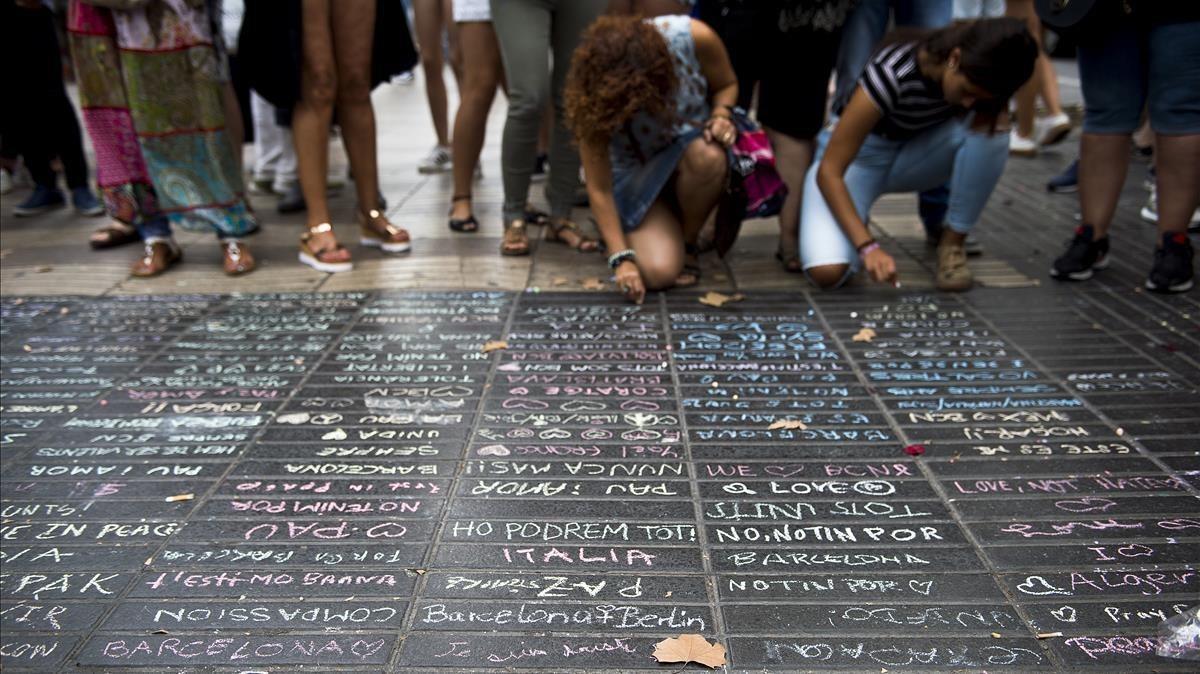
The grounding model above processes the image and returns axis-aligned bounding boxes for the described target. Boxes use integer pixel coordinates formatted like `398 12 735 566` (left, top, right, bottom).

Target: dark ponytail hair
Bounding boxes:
923 18 1037 102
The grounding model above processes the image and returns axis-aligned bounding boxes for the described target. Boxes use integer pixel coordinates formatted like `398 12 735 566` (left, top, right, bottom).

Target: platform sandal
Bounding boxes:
358 208 411 253
500 219 531 256
299 222 353 273
448 194 479 233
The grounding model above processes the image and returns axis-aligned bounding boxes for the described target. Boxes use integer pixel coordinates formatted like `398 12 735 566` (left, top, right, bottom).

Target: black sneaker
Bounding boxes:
1050 224 1109 281
1046 159 1078 193
1145 232 1194 293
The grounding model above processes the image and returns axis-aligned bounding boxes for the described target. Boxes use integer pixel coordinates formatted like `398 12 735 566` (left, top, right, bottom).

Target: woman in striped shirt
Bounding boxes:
799 18 1036 290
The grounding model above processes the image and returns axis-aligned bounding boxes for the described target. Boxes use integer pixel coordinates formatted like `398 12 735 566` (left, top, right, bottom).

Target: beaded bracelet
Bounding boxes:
608 249 637 269
857 239 880 258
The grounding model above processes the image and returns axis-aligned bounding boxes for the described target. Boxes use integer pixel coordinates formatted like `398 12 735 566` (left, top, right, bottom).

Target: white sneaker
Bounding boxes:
396 71 415 85
1009 130 1037 157
1034 112 1072 147
417 145 452 174
0 169 12 195
1142 186 1200 227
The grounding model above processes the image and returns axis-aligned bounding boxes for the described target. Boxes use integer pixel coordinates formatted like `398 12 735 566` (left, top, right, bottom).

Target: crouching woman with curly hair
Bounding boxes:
565 15 738 304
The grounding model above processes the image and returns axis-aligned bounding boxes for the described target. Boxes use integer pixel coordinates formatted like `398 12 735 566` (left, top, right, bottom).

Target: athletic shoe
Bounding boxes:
0 169 12 195
1145 232 1194 293
925 226 984 256
396 70 415 85
12 185 66 216
417 145 452 174
1046 159 1078 193
1141 185 1200 231
1009 130 1037 157
936 240 973 291
1050 224 1109 281
277 183 306 214
71 187 105 216
1034 112 1072 147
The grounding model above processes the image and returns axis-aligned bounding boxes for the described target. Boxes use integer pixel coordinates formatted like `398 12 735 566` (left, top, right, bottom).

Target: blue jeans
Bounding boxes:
798 117 1008 285
833 0 953 230
1078 20 1200 135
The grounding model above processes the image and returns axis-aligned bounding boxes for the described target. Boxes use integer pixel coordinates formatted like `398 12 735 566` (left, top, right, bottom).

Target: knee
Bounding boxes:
506 90 545 120
807 264 849 289
304 69 338 108
337 72 372 105
639 257 684 290
680 141 728 184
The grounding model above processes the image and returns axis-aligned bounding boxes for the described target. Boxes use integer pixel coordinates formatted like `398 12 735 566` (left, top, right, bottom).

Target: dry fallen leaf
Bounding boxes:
482 340 508 354
164 493 194 503
652 634 726 669
1036 632 1063 639
698 291 745 308
36 266 53 273
551 276 569 287
768 419 808 431
581 277 605 290
852 327 877 342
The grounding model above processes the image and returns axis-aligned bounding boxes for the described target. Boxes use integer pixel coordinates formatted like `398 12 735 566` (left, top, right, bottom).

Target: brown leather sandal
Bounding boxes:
299 222 353 273
545 218 600 252
130 240 181 278
358 208 411 253
222 239 256 276
500 219 531 256
90 221 140 250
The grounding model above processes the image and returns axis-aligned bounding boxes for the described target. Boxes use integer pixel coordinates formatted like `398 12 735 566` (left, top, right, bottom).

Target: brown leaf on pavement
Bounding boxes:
768 419 808 431
551 276 569 287
852 327 877 342
482 340 508 353
652 634 726 668
698 291 744 307
581 277 606 290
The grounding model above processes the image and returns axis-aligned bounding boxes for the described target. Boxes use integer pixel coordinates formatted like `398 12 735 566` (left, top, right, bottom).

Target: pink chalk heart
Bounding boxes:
763 465 806 478
477 444 511 457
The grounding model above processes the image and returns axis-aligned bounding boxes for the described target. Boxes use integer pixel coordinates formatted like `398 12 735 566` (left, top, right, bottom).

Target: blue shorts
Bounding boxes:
1078 20 1200 135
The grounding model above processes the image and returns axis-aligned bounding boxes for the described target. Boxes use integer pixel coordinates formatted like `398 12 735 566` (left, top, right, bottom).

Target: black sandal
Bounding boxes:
677 243 702 288
523 205 551 226
448 194 478 233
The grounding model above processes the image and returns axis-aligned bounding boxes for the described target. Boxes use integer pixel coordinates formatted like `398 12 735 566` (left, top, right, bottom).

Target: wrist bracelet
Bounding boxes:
857 241 880 258
608 249 636 269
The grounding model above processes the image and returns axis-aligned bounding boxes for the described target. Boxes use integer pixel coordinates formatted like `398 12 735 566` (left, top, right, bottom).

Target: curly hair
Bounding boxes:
564 15 679 145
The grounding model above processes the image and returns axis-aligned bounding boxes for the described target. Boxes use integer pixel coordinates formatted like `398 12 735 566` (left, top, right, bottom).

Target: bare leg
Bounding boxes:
331 0 381 214
1078 132 1131 238
767 128 814 271
294 0 338 238
1154 133 1200 236
415 0 451 146
627 200 686 289
450 21 502 222
1035 49 1063 117
1006 0 1042 139
443 0 464 85
673 137 728 241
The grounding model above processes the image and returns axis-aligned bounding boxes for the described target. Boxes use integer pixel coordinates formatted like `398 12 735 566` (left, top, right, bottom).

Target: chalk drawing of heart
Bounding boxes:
477 445 510 457
581 428 613 440
763 465 806 478
1016 575 1070 596
624 412 659 427
908 580 934 596
540 428 571 440
502 398 549 410
350 639 387 658
275 412 310 425
321 428 347 441
508 428 535 438
561 400 606 412
621 399 661 411
1049 606 1077 623
497 363 522 371
622 429 660 441
509 387 530 395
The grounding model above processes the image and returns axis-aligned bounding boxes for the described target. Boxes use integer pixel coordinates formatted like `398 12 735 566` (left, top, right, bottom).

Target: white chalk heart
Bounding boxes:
1049 606 1077 623
621 399 661 411
477 444 510 457
276 412 310 425
350 638 386 658
561 400 606 412
908 579 934 596
1016 575 1070 596
321 428 348 440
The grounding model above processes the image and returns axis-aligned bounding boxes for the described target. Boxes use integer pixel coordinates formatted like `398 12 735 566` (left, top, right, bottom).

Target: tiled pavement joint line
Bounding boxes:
51 291 375 673
50 295 230 672
658 291 728 652
807 293 1070 672
963 298 1200 499
382 290 521 672
1076 288 1200 371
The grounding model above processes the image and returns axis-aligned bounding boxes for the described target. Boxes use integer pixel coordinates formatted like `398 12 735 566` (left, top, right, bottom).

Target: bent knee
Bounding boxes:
640 259 684 290
806 264 850 289
681 141 728 182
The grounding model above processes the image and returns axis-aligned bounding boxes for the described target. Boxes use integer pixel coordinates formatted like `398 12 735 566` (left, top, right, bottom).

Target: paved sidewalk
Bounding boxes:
1 71 1198 673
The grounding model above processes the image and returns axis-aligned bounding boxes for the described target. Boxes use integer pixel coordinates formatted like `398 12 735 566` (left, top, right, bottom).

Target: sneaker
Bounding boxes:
1046 159 1079 193
936 240 973 291
71 187 105 216
12 185 66 216
0 169 12 195
417 145 452 174
531 153 548 182
396 70 415 85
1034 112 1072 147
925 226 983 256
1146 232 1194 293
1050 224 1110 281
277 182 306 214
1141 186 1157 223
1009 129 1037 157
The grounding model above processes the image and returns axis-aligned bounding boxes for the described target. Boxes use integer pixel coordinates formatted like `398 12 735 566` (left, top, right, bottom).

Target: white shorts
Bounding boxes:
452 0 491 23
